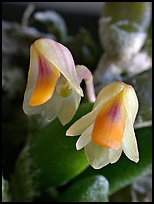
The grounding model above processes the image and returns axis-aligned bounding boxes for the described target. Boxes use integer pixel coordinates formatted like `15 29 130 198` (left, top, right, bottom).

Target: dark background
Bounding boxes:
2 2 103 42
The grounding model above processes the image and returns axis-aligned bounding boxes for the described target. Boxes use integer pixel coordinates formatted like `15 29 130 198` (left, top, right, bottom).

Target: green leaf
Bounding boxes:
10 146 37 202
30 103 93 188
72 126 152 195
59 175 109 202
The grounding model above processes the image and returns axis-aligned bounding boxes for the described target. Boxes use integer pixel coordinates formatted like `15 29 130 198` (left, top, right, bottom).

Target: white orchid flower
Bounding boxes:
66 81 139 169
23 38 95 125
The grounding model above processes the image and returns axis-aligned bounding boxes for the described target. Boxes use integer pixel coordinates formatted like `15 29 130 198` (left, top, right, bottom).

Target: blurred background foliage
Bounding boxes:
2 2 152 202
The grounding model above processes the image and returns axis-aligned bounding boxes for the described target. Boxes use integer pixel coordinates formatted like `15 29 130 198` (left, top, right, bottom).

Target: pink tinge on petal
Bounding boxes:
35 39 83 96
106 103 120 120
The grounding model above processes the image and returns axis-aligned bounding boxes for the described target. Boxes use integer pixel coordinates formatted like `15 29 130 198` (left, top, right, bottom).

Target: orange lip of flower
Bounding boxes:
29 48 60 106
92 90 126 149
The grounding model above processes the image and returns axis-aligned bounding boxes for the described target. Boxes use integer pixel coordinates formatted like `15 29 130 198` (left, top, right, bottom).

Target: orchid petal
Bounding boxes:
66 82 126 136
29 47 60 106
92 90 126 149
58 89 81 125
93 81 125 110
66 109 97 136
44 89 63 121
122 113 139 163
85 142 109 169
34 38 83 97
23 45 44 115
76 124 94 150
124 85 139 123
109 147 122 163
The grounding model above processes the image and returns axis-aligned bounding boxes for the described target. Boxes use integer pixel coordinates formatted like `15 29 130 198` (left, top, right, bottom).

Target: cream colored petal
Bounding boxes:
93 81 125 110
85 142 110 169
58 89 81 125
23 45 44 115
109 147 122 164
35 38 83 97
76 124 94 150
66 109 97 136
44 89 63 121
122 113 139 163
124 85 139 123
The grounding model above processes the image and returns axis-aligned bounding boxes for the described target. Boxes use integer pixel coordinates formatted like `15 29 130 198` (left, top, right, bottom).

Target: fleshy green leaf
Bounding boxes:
29 103 93 188
10 145 37 202
59 175 109 202
72 126 152 195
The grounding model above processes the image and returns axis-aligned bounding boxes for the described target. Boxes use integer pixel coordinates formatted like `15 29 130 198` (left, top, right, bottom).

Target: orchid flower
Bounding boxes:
66 81 139 169
23 38 95 125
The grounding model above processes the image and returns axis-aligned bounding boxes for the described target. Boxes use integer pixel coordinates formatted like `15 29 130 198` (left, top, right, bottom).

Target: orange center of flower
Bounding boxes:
92 90 126 149
29 50 60 106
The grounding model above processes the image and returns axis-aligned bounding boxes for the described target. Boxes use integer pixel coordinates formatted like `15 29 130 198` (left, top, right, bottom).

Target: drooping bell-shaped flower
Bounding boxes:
66 81 139 169
23 38 95 125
